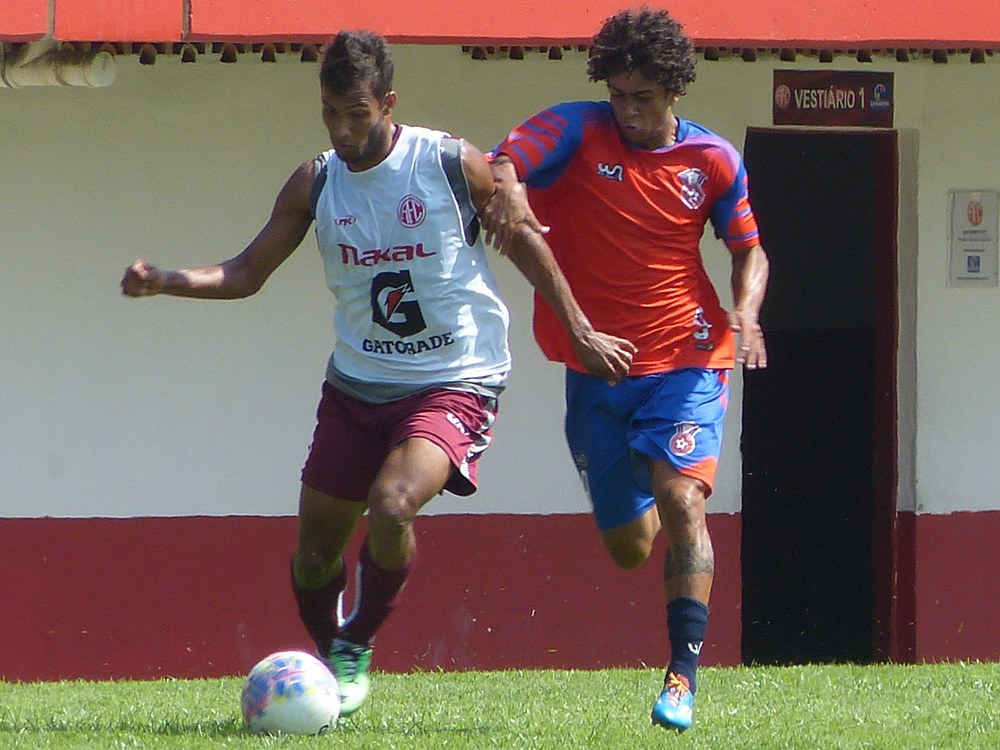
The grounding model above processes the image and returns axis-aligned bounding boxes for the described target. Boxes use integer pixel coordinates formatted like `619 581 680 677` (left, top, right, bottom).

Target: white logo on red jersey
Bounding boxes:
678 168 708 210
597 163 624 182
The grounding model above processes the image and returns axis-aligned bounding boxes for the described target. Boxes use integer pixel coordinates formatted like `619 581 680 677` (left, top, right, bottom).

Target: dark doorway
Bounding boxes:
740 129 898 665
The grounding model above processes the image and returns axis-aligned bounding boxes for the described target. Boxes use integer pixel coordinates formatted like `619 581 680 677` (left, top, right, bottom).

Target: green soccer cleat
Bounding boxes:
326 637 373 717
650 672 694 731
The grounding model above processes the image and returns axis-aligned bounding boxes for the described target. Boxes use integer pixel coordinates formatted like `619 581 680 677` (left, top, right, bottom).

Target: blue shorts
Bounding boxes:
564 368 729 532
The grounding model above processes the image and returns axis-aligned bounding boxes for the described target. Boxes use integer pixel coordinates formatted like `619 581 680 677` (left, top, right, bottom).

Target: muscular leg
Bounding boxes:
651 459 712 696
296 484 368 583
365 436 454 570
597 462 714 580
338 436 453 646
599 506 661 570
292 485 367 654
651 461 714 603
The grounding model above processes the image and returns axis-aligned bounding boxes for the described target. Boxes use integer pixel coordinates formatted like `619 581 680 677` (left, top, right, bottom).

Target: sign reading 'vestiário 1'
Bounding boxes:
773 70 894 127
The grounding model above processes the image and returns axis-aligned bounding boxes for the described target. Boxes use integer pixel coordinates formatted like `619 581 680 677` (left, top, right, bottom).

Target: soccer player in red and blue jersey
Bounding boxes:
484 7 769 731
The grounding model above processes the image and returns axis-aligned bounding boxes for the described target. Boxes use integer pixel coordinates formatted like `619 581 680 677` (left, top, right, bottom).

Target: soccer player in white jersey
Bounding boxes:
121 30 634 716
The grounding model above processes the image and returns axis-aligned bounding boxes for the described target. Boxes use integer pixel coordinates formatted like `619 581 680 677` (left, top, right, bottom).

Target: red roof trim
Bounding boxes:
3 0 47 42
5 1 1000 47
53 0 183 44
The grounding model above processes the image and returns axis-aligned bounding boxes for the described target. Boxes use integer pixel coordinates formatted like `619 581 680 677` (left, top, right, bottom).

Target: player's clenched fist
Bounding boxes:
120 259 164 297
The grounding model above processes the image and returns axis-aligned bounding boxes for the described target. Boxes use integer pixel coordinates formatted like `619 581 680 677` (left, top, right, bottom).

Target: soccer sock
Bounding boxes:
339 538 411 647
666 596 710 694
290 553 346 657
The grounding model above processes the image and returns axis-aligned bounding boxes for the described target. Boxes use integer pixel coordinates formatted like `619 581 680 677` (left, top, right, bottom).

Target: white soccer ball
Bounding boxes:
240 650 341 735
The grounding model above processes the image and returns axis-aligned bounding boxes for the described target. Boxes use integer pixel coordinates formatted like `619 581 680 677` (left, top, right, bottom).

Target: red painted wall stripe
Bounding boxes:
892 511 917 662
6 510 997 681
1 514 741 681
913 511 1000 662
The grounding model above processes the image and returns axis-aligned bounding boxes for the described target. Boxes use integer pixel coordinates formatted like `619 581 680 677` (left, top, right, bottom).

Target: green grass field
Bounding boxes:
2 662 998 749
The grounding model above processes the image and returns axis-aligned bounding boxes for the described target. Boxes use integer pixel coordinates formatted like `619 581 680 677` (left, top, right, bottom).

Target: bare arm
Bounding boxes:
503 226 637 383
120 161 316 299
462 141 636 384
480 154 549 254
728 244 769 369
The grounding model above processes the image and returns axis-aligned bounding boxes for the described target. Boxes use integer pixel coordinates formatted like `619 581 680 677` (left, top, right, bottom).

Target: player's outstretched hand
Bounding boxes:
728 309 767 369
121 259 165 297
573 331 637 386
481 181 549 256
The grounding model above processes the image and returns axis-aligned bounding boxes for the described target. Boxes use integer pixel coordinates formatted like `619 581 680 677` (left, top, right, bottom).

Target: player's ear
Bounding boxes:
382 90 398 114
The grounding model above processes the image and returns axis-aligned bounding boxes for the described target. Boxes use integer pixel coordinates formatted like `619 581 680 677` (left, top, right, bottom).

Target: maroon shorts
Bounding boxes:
301 381 499 502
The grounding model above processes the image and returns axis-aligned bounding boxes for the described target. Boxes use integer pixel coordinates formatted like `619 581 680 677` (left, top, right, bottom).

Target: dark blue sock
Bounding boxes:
666 596 709 693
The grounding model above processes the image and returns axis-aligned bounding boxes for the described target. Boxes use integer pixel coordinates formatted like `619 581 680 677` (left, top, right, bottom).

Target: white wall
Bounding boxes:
2 46 998 518
901 62 1000 513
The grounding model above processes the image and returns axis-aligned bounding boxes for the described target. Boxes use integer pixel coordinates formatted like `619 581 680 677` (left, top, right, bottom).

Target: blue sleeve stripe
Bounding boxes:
729 230 759 244
503 140 536 172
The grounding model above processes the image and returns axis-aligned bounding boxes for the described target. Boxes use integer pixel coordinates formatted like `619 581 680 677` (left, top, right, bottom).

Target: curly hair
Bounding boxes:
319 30 394 98
587 7 696 95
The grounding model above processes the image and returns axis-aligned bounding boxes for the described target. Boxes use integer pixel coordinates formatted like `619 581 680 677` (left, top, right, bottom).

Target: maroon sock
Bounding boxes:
339 539 411 646
290 556 347 657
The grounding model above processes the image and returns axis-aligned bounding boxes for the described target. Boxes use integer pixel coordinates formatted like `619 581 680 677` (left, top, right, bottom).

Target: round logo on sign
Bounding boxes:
968 201 984 226
774 84 792 109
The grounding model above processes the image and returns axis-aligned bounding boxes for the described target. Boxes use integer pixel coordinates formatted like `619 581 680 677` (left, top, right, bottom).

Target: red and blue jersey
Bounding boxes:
494 101 760 375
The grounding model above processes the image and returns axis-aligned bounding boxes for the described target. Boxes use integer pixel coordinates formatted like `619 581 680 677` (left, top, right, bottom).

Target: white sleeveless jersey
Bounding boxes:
312 125 511 387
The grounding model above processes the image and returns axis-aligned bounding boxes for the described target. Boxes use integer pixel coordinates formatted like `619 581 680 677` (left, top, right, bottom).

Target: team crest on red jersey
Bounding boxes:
669 422 702 456
678 168 708 210
397 194 426 227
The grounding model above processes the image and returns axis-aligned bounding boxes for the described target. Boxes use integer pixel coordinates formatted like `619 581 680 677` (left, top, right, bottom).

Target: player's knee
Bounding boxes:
656 480 707 527
366 490 417 540
603 537 653 570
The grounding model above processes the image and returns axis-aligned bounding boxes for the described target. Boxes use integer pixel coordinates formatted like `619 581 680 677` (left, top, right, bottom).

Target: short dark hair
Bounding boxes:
587 7 696 96
319 30 394 98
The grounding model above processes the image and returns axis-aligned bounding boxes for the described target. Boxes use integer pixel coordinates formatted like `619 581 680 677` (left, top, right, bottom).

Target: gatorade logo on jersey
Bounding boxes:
397 194 427 227
371 270 427 337
669 422 702 456
678 168 708 210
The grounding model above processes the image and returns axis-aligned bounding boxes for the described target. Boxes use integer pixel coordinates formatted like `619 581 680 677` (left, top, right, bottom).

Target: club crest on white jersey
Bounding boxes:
397 194 426 227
